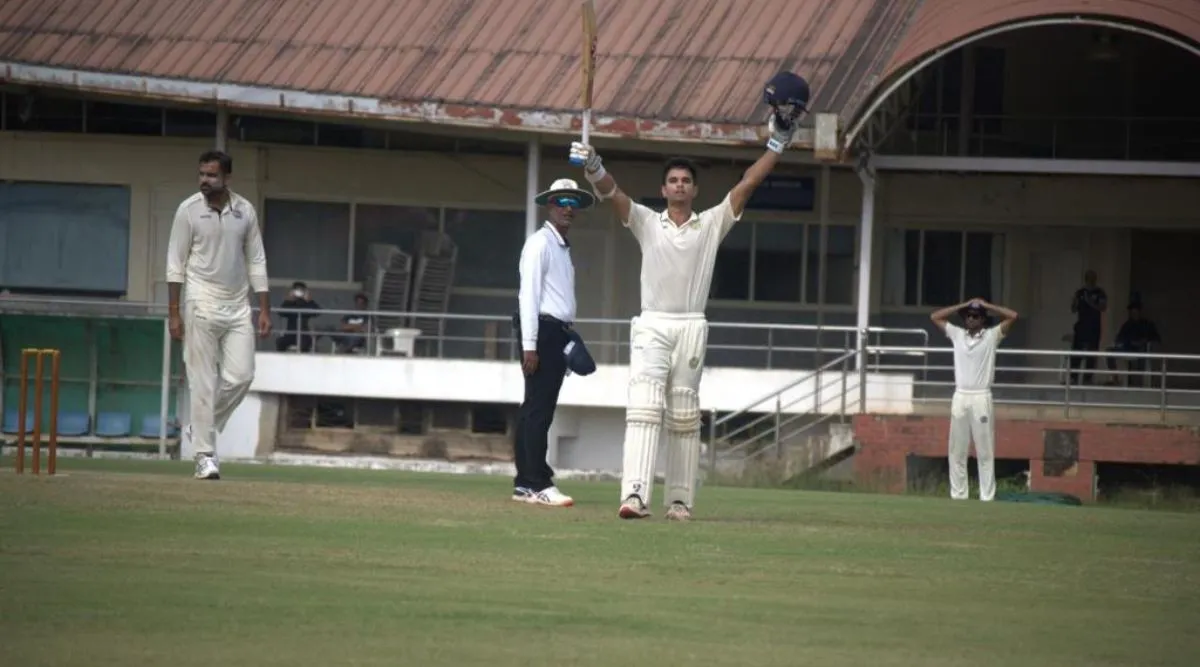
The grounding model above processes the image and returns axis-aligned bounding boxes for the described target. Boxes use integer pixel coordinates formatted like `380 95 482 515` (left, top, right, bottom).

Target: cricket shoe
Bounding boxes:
528 486 574 507
512 486 534 502
194 454 220 480
665 502 691 522
618 495 651 519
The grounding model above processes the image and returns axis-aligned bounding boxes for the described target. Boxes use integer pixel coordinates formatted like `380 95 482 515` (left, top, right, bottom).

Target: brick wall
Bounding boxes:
851 414 1200 501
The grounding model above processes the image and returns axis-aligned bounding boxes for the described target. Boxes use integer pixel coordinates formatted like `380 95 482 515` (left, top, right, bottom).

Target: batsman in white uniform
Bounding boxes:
167 150 273 480
569 74 808 521
931 299 1018 501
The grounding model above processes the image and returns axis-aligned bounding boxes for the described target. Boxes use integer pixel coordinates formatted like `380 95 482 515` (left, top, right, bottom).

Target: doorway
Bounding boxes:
1027 248 1084 384
1130 231 1200 388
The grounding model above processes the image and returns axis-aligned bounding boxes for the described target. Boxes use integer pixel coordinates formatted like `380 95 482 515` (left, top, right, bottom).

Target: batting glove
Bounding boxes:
766 114 796 154
570 141 607 183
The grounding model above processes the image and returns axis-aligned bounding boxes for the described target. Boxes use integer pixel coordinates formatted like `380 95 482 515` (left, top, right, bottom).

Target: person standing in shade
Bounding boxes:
1069 270 1107 385
511 178 595 507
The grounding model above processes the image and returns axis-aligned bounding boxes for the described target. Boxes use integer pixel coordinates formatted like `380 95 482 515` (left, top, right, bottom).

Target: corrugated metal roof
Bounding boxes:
0 0 920 146
883 0 1200 81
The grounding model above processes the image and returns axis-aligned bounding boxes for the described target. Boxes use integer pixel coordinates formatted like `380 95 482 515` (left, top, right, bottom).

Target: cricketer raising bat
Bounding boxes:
570 0 598 166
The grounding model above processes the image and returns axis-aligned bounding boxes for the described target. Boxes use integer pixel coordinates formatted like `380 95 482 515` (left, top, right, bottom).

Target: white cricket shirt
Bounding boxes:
518 222 576 351
944 323 1003 392
166 191 269 306
623 194 741 313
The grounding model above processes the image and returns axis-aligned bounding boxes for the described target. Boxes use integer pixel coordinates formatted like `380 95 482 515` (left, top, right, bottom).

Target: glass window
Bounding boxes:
753 222 804 302
444 209 525 289
710 222 752 300
262 199 351 281
807 225 856 305
352 205 439 283
0 182 131 294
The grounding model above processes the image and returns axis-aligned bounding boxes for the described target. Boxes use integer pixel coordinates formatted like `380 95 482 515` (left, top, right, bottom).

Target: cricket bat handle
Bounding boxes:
570 109 592 165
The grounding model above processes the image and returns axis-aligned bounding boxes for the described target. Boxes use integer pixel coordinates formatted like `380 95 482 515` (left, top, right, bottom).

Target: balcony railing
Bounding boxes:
882 114 1200 162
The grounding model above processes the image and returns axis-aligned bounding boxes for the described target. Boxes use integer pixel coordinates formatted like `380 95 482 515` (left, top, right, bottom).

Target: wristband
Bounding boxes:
584 163 607 184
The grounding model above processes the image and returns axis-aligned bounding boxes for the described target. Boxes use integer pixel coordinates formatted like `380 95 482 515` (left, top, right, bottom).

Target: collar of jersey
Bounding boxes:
658 208 699 228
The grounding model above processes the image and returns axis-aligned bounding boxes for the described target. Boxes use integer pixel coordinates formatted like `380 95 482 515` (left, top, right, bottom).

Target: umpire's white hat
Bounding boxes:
534 178 595 209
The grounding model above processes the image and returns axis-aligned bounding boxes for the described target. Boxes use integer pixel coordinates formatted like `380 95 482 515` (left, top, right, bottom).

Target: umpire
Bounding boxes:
511 178 595 508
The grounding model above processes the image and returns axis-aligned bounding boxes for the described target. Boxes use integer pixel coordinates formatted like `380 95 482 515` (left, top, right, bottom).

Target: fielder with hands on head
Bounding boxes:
568 72 809 521
166 150 272 481
511 178 595 507
930 298 1019 502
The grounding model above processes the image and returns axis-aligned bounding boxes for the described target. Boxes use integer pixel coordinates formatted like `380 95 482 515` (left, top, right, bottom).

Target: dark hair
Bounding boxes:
661 157 698 185
291 281 307 290
199 150 233 175
354 292 368 302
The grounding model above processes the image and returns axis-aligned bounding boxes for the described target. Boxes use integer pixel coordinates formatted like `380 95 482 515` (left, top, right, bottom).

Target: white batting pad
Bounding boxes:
620 377 665 505
664 386 701 508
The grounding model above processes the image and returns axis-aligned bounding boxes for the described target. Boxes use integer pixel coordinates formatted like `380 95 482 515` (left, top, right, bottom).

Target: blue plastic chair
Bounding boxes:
95 412 133 438
57 411 91 437
3 409 34 434
140 414 179 438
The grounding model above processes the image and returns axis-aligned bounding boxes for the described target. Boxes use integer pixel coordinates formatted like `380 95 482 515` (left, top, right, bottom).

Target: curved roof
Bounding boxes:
842 0 1200 145
885 0 1200 80
0 0 920 147
4 0 1195 151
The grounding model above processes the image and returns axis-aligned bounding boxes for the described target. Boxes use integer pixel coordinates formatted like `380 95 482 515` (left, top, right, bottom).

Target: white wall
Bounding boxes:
198 352 914 463
248 353 913 414
179 392 265 461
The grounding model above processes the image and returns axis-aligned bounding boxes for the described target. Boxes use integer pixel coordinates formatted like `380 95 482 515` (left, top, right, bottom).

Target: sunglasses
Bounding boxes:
553 196 582 209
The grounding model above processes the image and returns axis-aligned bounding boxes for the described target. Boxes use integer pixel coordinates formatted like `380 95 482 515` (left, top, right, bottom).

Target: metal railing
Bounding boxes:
706 349 857 473
701 339 1200 474
7 296 1200 424
257 306 931 372
867 345 1200 417
884 113 1200 161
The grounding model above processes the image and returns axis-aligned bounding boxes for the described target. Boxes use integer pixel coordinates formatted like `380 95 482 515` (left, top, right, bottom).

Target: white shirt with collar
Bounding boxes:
166 190 269 306
944 323 1003 392
518 222 576 352
622 194 741 314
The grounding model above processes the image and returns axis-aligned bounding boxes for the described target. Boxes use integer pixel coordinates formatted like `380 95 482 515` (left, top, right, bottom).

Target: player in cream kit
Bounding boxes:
930 299 1019 502
568 73 810 520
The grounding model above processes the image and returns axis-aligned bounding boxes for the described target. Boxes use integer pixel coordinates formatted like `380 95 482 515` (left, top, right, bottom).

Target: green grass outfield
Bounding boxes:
2 457 1198 667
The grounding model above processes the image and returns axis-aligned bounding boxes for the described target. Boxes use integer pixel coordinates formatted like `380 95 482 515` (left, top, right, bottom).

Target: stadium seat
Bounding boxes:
57 411 91 437
95 412 133 438
140 414 179 438
3 409 34 434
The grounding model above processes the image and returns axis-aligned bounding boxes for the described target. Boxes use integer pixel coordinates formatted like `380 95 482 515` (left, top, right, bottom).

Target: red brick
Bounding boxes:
851 414 1200 502
1029 459 1095 499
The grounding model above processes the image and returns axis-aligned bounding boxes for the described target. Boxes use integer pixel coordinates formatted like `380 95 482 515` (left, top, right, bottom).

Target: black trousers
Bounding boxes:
276 332 315 352
1069 330 1100 385
1106 343 1150 386
513 316 568 492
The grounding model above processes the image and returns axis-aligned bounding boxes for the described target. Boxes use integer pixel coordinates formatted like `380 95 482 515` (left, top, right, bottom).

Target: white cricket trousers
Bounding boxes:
183 300 256 458
948 389 996 502
621 311 708 509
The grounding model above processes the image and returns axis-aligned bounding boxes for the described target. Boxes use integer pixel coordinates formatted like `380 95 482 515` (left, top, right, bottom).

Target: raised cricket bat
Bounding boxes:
570 0 598 165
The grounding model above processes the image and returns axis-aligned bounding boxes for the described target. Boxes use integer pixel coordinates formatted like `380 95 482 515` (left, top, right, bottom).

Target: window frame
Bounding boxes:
880 223 1010 313
707 214 860 312
259 191 523 297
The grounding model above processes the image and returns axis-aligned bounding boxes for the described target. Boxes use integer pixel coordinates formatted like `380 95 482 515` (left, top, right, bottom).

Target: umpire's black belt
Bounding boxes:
538 314 573 329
